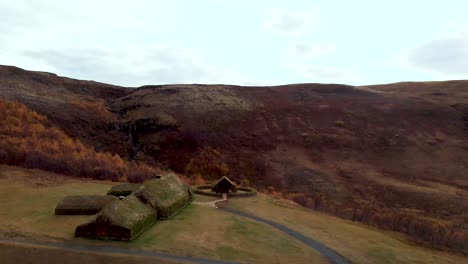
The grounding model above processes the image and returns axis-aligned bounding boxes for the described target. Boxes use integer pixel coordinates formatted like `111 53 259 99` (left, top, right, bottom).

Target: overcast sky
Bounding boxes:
1 0 468 86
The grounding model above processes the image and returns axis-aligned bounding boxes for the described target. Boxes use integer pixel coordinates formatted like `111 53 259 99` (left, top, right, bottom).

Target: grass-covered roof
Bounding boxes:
75 195 157 240
107 183 141 197
55 195 118 215
134 173 193 219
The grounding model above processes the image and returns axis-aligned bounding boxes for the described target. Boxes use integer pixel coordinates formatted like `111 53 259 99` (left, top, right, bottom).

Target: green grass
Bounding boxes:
367 247 397 264
0 166 327 264
193 194 218 202
1 165 466 264
226 194 468 264
122 204 324 263
0 167 112 239
0 242 179 264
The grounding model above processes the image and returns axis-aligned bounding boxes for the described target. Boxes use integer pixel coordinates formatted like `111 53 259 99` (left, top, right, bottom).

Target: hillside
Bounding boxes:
0 65 467 253
0 100 159 182
362 81 468 129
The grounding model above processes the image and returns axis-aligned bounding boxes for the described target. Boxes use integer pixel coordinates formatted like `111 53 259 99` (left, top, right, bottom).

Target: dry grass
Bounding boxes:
226 194 468 264
2 165 467 263
362 80 468 105
0 166 113 240
0 242 178 264
114 85 254 123
0 166 327 263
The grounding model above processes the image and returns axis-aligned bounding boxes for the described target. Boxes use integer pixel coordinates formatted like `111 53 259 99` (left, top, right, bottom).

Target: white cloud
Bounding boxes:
287 42 336 60
21 47 264 86
265 7 318 36
0 0 273 86
405 31 468 77
288 64 359 84
0 0 171 50
281 40 354 84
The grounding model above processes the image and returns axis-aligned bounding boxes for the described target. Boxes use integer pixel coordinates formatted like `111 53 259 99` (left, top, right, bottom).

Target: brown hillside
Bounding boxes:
0 100 159 182
1 65 467 252
0 65 131 154
363 81 468 129
362 80 468 105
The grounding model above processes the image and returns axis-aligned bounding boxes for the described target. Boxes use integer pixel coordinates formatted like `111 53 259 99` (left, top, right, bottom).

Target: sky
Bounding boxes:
1 0 467 87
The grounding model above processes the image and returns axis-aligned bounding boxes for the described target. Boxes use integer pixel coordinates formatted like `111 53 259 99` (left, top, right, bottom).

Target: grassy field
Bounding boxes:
0 241 179 264
0 165 466 264
226 195 467 264
0 166 327 264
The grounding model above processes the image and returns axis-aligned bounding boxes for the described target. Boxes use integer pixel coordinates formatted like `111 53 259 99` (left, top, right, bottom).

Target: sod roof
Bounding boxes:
133 173 193 219
75 195 157 240
55 195 118 215
212 176 236 188
107 183 141 197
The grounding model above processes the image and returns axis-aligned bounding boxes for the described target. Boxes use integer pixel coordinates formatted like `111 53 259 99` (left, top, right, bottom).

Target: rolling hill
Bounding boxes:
0 65 467 253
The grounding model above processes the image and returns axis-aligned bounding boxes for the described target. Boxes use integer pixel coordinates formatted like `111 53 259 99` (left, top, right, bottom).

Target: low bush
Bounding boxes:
334 120 345 127
184 146 230 180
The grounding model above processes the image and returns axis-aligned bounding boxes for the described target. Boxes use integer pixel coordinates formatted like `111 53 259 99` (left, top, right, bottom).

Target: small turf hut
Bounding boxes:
212 176 237 194
55 195 118 215
133 173 193 220
107 183 141 197
75 195 157 240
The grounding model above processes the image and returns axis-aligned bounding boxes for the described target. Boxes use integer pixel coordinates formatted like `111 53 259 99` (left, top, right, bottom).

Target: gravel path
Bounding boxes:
193 195 227 208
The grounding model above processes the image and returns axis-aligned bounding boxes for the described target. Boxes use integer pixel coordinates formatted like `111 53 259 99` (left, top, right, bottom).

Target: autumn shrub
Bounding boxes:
288 193 308 207
126 162 161 183
280 189 468 254
0 100 158 182
71 100 115 121
184 146 229 180
334 120 345 127
191 174 206 185
347 205 468 253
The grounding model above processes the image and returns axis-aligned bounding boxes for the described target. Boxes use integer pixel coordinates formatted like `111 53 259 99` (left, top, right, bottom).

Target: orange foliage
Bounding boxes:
0 100 158 182
184 146 229 180
287 193 308 207
193 174 206 185
71 100 115 121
